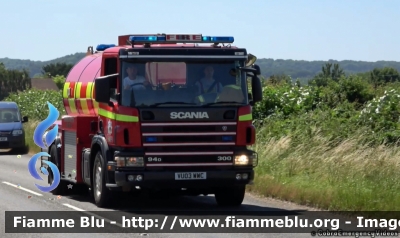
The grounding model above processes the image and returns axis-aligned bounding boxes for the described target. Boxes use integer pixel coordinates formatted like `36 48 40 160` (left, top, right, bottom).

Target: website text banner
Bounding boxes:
5 211 400 234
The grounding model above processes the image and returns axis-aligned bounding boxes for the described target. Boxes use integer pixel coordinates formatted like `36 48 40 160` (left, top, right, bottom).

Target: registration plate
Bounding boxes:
0 137 7 141
175 172 206 180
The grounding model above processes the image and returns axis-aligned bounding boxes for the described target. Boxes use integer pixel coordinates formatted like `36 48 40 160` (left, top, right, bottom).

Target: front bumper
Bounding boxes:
106 165 254 190
0 135 25 149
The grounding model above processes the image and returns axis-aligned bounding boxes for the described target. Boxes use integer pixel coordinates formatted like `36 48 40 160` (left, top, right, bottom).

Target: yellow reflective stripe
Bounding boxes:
86 82 93 98
116 114 139 122
98 108 139 122
226 85 241 90
93 100 99 113
98 108 115 119
68 98 77 113
91 83 99 113
63 82 70 98
79 99 89 113
75 82 81 98
239 113 252 121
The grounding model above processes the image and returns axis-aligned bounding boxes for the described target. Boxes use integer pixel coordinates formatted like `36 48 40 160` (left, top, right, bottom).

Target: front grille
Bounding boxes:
141 125 237 133
156 135 217 143
145 146 235 152
141 122 237 167
163 126 215 132
0 131 11 135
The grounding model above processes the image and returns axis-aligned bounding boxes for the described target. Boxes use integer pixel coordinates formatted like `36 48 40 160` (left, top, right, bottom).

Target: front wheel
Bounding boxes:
92 151 112 207
215 186 246 207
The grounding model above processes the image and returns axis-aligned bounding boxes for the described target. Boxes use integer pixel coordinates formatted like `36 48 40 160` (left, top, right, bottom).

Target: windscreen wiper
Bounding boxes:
201 101 245 107
148 102 197 107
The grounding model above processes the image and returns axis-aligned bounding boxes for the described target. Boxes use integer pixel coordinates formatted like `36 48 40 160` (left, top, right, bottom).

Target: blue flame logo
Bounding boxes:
28 102 60 192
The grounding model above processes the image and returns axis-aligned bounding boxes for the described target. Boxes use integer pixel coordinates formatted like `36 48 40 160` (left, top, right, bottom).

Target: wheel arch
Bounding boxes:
90 135 111 186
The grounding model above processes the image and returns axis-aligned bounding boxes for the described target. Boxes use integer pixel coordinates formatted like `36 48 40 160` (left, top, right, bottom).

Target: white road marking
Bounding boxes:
62 203 85 211
62 203 123 227
2 181 43 196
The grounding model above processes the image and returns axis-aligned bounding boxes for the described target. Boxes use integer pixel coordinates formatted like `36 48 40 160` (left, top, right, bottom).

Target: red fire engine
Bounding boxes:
42 34 263 208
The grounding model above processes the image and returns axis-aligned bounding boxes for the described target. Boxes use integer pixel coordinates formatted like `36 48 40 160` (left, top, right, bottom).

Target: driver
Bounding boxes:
123 65 150 90
195 66 223 95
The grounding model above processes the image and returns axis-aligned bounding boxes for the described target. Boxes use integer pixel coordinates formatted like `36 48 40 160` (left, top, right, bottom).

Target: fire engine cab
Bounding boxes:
42 33 263 208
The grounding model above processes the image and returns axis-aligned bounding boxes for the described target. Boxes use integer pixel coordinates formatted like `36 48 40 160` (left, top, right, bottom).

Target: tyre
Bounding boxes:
215 186 246 207
92 151 112 207
48 145 66 195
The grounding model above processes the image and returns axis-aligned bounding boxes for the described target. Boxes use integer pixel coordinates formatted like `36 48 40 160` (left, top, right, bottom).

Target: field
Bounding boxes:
5 73 400 211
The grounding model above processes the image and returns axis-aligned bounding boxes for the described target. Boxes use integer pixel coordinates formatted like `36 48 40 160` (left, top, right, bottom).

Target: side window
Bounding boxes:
104 58 118 100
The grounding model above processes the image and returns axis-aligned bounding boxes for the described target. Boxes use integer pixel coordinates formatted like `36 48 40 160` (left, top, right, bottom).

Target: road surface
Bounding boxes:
0 150 315 238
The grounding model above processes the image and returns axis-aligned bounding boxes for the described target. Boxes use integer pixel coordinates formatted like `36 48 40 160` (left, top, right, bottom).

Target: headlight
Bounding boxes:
234 153 258 167
126 157 144 167
12 130 23 136
115 157 144 167
234 155 250 165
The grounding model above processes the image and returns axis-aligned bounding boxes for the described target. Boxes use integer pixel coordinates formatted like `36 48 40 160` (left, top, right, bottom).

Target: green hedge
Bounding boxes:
253 76 400 146
4 89 66 121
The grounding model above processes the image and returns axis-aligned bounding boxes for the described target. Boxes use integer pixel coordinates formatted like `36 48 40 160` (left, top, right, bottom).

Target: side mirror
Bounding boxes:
22 116 28 123
251 76 263 103
238 64 261 76
246 54 257 67
253 64 261 76
239 66 257 74
94 73 119 104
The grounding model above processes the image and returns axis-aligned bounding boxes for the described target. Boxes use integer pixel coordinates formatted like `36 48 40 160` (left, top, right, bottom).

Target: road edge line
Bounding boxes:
2 181 43 196
61 203 123 227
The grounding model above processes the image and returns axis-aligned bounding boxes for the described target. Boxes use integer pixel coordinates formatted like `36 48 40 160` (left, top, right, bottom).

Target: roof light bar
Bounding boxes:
96 44 116 51
128 34 234 44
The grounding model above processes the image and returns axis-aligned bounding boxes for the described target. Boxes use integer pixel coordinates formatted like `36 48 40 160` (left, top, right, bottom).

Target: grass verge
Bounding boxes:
21 119 400 211
247 126 400 211
24 120 41 154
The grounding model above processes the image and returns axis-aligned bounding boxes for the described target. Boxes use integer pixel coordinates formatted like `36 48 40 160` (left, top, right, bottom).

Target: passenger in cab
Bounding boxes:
195 66 223 95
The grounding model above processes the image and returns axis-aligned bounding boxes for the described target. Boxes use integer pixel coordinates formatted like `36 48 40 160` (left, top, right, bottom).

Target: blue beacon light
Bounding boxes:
129 36 166 42
96 44 116 51
202 36 234 43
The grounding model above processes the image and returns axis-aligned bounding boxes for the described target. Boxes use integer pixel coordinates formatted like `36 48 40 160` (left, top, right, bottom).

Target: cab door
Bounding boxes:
98 57 119 145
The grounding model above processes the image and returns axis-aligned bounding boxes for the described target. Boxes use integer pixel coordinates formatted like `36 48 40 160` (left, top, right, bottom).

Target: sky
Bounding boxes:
0 0 399 62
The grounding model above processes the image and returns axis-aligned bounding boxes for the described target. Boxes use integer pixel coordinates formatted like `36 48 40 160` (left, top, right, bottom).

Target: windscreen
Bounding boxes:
0 108 21 123
120 60 248 107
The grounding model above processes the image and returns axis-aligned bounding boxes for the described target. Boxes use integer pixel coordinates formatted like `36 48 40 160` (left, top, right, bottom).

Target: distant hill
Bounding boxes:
0 53 86 77
1 53 400 80
257 59 400 81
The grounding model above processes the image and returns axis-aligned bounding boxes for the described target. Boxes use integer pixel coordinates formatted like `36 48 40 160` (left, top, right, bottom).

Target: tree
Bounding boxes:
42 63 73 77
370 67 400 85
52 75 66 90
309 63 345 87
321 63 345 81
0 67 31 100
